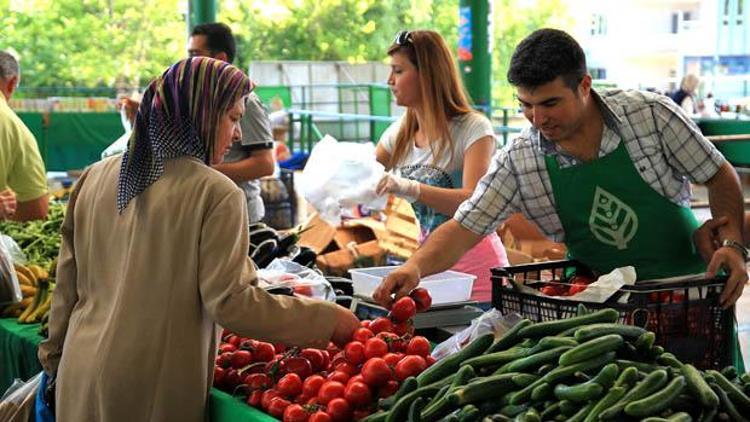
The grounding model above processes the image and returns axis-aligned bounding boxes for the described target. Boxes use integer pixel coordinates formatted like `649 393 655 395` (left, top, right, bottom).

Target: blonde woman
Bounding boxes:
671 74 700 114
375 30 508 304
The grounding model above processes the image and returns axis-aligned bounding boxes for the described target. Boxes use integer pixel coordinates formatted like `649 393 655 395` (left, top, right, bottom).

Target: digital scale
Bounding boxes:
349 296 485 329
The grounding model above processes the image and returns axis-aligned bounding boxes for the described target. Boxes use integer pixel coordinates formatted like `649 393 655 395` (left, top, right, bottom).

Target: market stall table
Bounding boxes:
0 317 278 421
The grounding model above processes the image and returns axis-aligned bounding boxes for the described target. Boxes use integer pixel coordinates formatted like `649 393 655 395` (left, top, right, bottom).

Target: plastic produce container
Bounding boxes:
349 266 475 305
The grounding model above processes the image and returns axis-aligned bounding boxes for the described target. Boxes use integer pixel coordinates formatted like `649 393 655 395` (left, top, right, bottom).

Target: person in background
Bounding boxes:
671 73 700 115
374 28 746 312
38 57 359 422
0 51 49 221
122 23 275 223
375 30 508 304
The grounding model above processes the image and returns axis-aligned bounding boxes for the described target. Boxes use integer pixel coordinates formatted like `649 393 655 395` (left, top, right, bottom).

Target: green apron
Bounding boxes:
545 141 743 370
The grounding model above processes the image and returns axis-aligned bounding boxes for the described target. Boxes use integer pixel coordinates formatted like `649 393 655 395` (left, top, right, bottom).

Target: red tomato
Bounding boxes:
409 287 432 312
281 357 313 379
330 351 347 368
394 355 427 381
390 296 417 322
230 350 253 369
361 358 392 387
326 398 352 422
245 373 272 390
540 285 564 296
261 389 280 410
213 367 225 387
382 353 401 367
377 380 399 398
333 362 358 377
309 411 332 422
215 352 232 369
344 341 366 365
247 389 264 407
223 369 242 390
218 343 237 354
406 336 431 357
274 342 287 354
425 355 437 367
369 317 393 334
226 335 241 347
317 381 346 405
359 320 371 328
300 348 327 372
567 279 588 296
239 338 259 351
277 373 304 397
254 342 276 362
283 403 310 422
327 370 350 384
353 328 374 344
302 374 326 397
346 374 365 387
364 337 389 359
344 381 372 407
293 284 314 297
392 320 415 337
268 397 292 418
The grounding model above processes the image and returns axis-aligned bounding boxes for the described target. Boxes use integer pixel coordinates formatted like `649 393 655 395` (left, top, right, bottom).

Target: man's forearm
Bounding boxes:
408 219 483 277
213 150 275 183
13 195 49 221
707 161 744 243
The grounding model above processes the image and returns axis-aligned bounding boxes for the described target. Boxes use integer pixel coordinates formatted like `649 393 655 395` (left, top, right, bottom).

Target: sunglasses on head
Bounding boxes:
393 30 413 46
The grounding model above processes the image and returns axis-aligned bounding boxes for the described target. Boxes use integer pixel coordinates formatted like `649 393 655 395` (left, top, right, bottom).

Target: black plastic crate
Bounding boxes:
491 259 732 369
260 169 296 230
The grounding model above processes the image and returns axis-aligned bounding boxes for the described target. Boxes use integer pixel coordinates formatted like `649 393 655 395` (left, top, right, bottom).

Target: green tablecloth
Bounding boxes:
0 317 277 421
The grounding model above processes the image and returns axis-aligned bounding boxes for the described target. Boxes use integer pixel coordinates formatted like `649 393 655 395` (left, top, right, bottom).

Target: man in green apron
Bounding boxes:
373 28 747 368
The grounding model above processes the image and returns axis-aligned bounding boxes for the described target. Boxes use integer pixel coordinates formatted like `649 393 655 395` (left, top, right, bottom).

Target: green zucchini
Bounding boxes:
486 319 533 354
573 323 647 342
416 334 494 386
597 368 669 420
681 364 719 409
558 334 624 366
517 309 619 338
624 375 686 417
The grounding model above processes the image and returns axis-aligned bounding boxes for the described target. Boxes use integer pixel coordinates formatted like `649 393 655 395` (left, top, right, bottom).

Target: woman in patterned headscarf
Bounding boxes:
38 57 358 422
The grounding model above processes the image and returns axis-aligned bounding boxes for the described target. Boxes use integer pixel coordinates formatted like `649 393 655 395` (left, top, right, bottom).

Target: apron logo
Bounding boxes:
589 186 638 250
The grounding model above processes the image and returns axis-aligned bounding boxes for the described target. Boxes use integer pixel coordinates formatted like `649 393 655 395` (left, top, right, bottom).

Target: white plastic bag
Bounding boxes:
0 234 22 306
257 258 336 302
0 372 40 422
431 309 523 360
101 104 133 159
299 135 387 226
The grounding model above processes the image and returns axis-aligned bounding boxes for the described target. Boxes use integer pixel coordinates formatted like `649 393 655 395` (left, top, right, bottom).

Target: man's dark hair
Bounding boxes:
191 23 236 64
507 28 587 91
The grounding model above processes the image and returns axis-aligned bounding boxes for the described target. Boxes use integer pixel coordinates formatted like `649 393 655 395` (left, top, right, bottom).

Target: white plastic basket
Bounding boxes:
348 266 476 305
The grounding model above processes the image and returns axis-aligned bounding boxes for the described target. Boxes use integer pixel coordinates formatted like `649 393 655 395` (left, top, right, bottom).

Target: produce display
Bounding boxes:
345 306 746 422
249 222 316 269
213 289 435 422
0 202 65 272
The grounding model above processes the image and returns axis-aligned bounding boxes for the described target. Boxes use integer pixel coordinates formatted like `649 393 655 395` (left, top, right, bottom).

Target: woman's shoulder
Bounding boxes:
451 111 493 133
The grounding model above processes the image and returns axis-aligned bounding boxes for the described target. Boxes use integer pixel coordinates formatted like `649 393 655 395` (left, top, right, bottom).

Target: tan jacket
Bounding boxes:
38 156 338 422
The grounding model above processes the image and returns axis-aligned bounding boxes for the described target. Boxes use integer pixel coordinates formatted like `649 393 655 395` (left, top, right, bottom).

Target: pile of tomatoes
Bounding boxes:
539 275 595 297
213 288 434 422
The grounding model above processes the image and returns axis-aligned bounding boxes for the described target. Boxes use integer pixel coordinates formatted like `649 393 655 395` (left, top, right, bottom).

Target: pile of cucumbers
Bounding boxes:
362 306 750 422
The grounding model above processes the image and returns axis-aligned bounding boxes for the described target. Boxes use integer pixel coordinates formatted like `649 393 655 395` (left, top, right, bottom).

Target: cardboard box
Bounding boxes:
498 213 566 263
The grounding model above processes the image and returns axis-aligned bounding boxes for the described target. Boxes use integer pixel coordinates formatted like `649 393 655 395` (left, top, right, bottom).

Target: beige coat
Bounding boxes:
38 156 339 422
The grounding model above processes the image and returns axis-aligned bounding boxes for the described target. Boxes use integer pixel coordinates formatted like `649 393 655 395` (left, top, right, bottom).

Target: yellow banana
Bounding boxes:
29 294 53 323
15 271 32 287
27 264 48 282
18 281 48 323
14 264 37 287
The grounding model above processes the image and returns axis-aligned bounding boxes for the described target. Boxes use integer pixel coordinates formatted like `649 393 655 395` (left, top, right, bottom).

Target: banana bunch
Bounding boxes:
0 263 54 322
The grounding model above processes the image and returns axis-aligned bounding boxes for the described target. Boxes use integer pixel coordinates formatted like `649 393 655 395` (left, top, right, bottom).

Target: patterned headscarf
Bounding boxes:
117 57 253 212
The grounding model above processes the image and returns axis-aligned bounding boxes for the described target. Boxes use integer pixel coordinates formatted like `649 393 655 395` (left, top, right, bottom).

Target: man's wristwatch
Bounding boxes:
721 239 749 261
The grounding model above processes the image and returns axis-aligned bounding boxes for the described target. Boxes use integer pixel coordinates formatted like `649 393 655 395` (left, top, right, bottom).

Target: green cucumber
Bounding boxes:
496 346 573 375
416 334 494 386
598 368 669 420
407 397 426 422
420 366 475 422
511 373 540 388
656 352 683 369
517 309 620 338
720 366 738 381
635 331 656 355
710 382 749 422
558 334 624 366
510 351 616 405
448 373 519 406
530 382 552 402
385 384 443 422
558 400 577 416
461 347 530 370
615 359 664 374
706 369 750 412
486 319 533 354
540 402 560 419
582 386 627 422
527 337 578 355
553 381 603 403
565 402 594 422
613 366 638 388
573 323 647 342
499 404 528 418
697 406 717 422
682 364 719 408
624 375 686 417
513 407 540 422
457 404 480 422
380 376 419 409
536 363 555 376
589 363 619 389
576 303 589 316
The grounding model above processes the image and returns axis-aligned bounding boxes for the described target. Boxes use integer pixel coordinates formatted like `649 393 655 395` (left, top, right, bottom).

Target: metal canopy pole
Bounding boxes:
188 0 217 32
458 0 493 116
